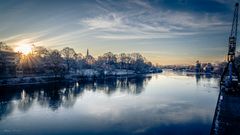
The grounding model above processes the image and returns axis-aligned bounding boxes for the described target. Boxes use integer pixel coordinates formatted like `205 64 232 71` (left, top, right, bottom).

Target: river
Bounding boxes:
0 70 219 135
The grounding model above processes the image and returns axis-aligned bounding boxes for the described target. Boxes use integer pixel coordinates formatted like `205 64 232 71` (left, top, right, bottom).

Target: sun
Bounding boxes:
15 44 33 55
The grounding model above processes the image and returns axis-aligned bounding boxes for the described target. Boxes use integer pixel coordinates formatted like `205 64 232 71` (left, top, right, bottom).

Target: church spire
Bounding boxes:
86 49 89 57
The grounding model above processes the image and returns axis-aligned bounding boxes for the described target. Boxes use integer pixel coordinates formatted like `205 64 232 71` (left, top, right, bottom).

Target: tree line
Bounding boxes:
0 42 161 77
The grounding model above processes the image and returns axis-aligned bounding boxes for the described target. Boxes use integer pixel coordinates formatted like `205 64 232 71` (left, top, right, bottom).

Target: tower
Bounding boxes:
86 49 89 57
195 60 201 73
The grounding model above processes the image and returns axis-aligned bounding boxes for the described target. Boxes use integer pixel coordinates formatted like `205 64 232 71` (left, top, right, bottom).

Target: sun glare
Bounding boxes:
15 44 33 55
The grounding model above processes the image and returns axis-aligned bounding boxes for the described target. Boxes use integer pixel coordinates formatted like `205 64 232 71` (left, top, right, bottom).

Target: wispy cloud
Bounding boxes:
0 31 48 47
96 31 197 40
82 13 123 30
80 0 229 40
213 0 238 4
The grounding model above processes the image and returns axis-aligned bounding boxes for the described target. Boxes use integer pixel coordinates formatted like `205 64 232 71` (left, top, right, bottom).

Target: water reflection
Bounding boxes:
0 72 219 135
0 75 151 120
193 74 218 84
163 70 219 88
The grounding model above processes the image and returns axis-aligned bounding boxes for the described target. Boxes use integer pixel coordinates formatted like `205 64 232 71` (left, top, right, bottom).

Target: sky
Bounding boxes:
0 0 239 65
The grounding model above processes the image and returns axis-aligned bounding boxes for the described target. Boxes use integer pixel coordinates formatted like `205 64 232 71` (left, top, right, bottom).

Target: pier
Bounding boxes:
210 89 240 135
211 3 240 134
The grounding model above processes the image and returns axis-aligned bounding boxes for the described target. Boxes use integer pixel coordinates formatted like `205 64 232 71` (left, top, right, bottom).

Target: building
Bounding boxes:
0 50 20 77
204 63 214 74
85 49 95 65
195 60 201 73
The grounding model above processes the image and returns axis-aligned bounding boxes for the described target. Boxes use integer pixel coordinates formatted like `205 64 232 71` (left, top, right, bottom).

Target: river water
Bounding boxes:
0 71 219 135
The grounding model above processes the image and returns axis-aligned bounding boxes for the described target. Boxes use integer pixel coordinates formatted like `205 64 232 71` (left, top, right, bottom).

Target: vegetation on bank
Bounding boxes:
0 42 162 80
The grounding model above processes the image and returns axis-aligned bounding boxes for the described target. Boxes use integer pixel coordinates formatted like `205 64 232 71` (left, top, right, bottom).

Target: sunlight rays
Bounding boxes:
15 44 33 55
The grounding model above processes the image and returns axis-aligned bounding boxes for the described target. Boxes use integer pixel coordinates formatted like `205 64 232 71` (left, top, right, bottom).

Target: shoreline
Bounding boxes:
0 72 160 87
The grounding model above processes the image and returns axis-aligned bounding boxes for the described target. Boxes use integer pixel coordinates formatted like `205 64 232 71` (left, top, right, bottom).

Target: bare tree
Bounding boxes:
33 46 49 58
0 42 13 51
46 50 65 77
118 53 127 69
73 53 83 72
61 47 76 73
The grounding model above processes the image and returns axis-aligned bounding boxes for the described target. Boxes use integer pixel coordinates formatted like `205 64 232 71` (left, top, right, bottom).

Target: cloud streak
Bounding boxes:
80 0 229 40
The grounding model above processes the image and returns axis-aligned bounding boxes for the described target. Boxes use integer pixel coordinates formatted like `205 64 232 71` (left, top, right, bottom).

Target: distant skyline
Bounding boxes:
0 0 239 65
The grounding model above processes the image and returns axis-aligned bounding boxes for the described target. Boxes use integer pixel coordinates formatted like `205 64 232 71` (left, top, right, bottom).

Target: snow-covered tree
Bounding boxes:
46 50 65 77
61 47 76 73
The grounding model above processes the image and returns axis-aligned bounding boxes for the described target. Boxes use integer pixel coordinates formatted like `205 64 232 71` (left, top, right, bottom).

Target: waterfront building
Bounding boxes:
204 63 214 74
0 50 20 77
195 60 201 73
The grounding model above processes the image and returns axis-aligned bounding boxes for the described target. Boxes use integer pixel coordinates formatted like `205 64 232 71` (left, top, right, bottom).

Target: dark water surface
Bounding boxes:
0 71 219 135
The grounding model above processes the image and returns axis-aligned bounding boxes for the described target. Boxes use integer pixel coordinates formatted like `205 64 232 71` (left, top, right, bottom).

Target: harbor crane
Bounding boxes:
220 3 240 91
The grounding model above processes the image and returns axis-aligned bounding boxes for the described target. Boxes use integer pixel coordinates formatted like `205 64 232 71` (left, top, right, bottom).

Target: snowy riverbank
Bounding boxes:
0 69 162 86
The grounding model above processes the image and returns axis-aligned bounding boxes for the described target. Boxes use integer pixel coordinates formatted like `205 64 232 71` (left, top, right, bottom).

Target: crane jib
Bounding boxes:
220 3 240 91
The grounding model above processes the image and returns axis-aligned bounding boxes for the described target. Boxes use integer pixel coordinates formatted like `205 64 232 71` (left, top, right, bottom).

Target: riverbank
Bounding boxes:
211 88 240 135
0 76 63 86
0 69 162 86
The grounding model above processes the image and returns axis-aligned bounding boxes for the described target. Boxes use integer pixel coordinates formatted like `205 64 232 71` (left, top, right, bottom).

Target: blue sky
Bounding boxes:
0 0 239 65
